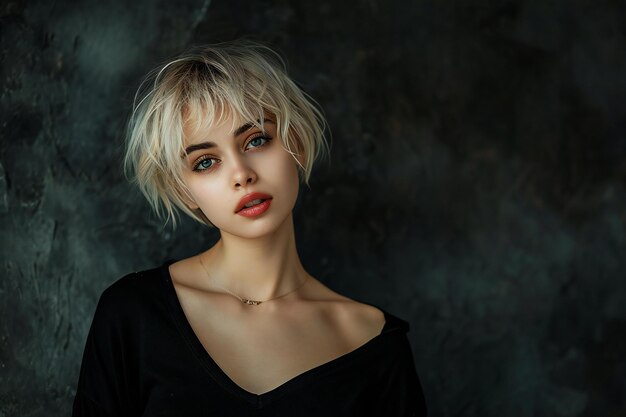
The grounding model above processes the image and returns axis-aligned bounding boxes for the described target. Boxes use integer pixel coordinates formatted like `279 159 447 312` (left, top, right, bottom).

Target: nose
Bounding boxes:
231 157 258 188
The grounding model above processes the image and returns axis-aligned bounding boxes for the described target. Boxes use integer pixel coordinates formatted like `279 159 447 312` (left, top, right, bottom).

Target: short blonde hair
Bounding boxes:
124 40 329 228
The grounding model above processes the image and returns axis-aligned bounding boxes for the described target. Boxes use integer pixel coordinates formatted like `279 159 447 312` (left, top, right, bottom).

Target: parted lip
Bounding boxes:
235 192 273 213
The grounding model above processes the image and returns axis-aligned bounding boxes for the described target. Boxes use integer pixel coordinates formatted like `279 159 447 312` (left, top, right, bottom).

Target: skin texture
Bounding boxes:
169 111 386 395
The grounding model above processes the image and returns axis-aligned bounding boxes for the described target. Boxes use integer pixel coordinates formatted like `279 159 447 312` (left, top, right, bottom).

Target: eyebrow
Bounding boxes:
182 119 275 158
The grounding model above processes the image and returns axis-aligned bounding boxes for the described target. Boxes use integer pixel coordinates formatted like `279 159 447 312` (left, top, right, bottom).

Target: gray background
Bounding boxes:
1 0 625 416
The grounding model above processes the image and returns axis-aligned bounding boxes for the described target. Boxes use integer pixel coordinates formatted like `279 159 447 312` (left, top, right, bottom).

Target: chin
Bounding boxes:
218 211 292 239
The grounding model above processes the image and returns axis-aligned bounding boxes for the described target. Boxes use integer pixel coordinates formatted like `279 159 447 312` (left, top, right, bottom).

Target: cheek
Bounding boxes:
271 152 300 189
182 174 220 211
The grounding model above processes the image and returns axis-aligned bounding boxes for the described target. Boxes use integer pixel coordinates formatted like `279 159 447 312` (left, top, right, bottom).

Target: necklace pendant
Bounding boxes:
242 298 262 306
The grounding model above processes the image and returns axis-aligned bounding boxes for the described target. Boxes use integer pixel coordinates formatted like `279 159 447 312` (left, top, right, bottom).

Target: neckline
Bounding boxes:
158 259 402 408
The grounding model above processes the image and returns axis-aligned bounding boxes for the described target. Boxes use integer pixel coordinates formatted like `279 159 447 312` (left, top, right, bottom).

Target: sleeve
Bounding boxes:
373 332 428 417
72 279 139 417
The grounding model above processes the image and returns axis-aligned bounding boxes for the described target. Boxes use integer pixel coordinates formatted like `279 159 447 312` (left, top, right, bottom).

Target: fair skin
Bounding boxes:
168 110 386 395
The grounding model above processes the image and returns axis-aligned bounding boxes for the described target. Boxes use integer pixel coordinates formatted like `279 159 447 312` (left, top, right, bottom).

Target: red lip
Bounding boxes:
235 192 273 213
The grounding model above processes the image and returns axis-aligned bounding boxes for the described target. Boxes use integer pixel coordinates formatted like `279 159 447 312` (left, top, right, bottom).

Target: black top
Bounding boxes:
72 261 427 416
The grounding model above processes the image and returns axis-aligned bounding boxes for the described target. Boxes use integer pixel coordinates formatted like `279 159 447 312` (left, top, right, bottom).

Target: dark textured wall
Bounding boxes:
1 1 625 416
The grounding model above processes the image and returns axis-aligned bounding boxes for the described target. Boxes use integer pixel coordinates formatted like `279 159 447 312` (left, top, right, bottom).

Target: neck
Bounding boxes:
201 213 307 303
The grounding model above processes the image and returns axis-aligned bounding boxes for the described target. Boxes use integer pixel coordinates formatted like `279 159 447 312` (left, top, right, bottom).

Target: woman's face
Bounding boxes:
180 111 301 238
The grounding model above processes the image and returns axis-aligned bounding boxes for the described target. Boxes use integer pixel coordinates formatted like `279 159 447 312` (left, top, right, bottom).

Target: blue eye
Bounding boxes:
193 157 217 171
246 136 271 149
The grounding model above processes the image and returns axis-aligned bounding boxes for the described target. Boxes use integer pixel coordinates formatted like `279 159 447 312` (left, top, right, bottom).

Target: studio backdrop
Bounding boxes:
1 1 625 416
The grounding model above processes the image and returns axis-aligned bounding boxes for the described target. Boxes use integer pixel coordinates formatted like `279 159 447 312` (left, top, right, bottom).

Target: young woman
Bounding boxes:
72 40 427 416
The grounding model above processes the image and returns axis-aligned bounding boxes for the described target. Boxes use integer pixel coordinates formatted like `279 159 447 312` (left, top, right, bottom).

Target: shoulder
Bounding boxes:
94 263 166 318
332 299 387 338
303 277 410 338
334 300 411 340
301 279 383 335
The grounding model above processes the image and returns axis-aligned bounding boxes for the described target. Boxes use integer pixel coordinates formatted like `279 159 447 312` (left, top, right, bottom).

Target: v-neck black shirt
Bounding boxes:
72 261 427 416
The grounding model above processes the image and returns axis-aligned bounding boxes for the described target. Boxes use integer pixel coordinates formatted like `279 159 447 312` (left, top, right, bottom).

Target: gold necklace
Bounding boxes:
197 254 309 306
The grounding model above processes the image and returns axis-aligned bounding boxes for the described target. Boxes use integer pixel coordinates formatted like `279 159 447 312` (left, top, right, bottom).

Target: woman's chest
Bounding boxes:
186 303 370 395
133 285 394 416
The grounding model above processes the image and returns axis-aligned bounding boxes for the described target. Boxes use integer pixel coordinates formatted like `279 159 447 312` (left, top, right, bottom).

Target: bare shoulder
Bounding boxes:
333 298 386 340
168 256 208 290
303 277 386 341
168 258 193 283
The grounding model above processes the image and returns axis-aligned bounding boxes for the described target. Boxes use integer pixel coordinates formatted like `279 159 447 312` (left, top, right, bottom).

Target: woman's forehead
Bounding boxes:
182 106 273 145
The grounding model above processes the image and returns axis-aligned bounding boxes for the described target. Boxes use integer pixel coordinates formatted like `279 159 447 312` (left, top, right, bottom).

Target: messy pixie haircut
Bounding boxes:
124 40 329 229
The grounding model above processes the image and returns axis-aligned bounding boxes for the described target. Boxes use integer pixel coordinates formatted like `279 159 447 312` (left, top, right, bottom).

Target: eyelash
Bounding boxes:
191 134 273 172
